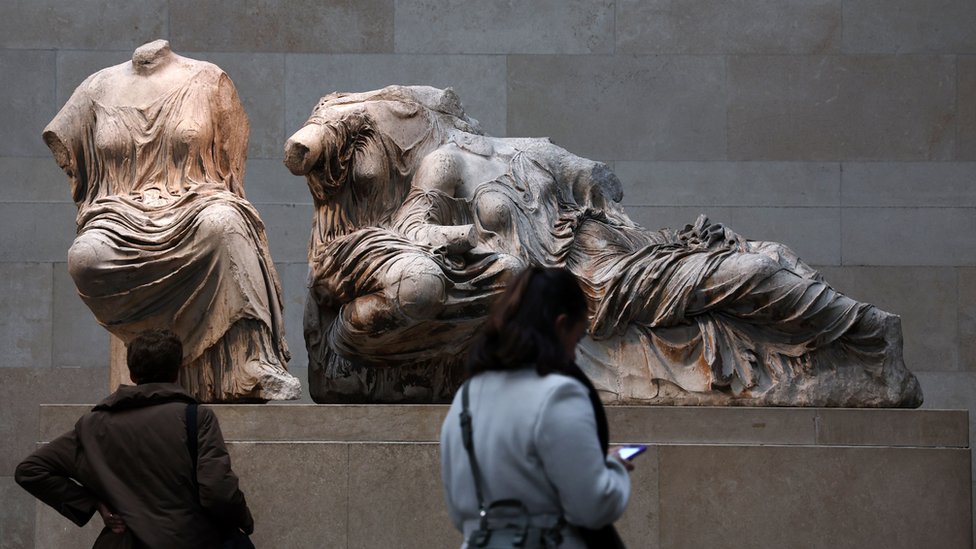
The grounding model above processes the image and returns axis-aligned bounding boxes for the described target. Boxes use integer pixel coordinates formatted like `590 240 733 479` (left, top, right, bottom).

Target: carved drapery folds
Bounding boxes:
284 84 921 407
46 40 300 402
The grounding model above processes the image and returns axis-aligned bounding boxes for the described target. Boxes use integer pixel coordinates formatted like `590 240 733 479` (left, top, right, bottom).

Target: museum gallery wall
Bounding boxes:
1 2 974 547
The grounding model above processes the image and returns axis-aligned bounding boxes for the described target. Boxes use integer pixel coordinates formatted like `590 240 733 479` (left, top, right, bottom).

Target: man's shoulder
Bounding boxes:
93 383 195 411
195 404 218 421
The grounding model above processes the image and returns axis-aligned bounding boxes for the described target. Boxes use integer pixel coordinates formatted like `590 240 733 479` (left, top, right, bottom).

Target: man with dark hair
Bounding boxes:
125 328 183 383
15 329 254 548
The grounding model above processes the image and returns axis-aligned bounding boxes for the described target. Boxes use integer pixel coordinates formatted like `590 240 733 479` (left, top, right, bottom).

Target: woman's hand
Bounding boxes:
609 446 636 472
97 502 126 534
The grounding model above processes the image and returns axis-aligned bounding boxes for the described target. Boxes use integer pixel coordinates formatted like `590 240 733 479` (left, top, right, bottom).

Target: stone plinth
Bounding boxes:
31 406 971 548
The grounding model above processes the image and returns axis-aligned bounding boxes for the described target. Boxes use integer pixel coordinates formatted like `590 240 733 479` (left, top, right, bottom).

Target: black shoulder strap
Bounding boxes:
185 403 199 486
460 378 569 545
459 380 486 515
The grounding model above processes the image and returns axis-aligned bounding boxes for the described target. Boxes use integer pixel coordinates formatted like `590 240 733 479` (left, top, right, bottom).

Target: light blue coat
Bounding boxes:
440 369 630 549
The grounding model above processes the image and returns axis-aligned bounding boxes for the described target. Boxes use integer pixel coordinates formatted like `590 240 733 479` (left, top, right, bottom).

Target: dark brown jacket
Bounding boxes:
15 383 253 548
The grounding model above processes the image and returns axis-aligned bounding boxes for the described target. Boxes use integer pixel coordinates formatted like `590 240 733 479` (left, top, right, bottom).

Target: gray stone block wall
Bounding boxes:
283 53 509 137
0 1 973 547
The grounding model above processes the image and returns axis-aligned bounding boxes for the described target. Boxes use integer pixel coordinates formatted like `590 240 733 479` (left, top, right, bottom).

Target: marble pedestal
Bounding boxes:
31 405 971 548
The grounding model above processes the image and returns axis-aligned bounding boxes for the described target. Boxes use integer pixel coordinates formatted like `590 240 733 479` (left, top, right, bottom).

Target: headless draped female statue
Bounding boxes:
44 40 300 402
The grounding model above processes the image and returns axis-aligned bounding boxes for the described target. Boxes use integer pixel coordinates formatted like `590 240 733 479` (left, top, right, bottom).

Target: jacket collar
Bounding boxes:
93 382 197 412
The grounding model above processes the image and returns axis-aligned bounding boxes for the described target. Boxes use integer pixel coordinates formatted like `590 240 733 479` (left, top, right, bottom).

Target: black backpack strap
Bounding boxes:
183 402 254 547
459 380 487 518
185 403 199 486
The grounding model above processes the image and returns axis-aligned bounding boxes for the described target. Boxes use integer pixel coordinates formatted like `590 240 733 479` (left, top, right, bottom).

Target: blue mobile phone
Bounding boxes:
617 444 647 461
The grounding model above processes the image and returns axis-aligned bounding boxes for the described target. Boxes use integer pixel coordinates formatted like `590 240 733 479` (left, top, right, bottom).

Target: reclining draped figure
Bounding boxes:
284 85 921 407
44 40 300 402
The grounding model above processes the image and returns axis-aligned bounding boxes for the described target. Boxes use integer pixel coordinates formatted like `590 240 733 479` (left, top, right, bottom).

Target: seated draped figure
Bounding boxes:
284 84 921 407
44 40 300 402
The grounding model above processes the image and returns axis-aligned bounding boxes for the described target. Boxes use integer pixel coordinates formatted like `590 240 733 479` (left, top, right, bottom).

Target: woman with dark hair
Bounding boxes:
440 267 631 548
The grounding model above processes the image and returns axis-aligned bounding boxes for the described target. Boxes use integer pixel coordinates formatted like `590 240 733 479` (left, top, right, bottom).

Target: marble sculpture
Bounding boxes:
283 84 922 407
44 40 300 402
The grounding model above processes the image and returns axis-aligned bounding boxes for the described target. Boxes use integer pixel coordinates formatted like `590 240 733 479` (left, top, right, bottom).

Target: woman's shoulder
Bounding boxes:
539 374 592 411
471 369 589 400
